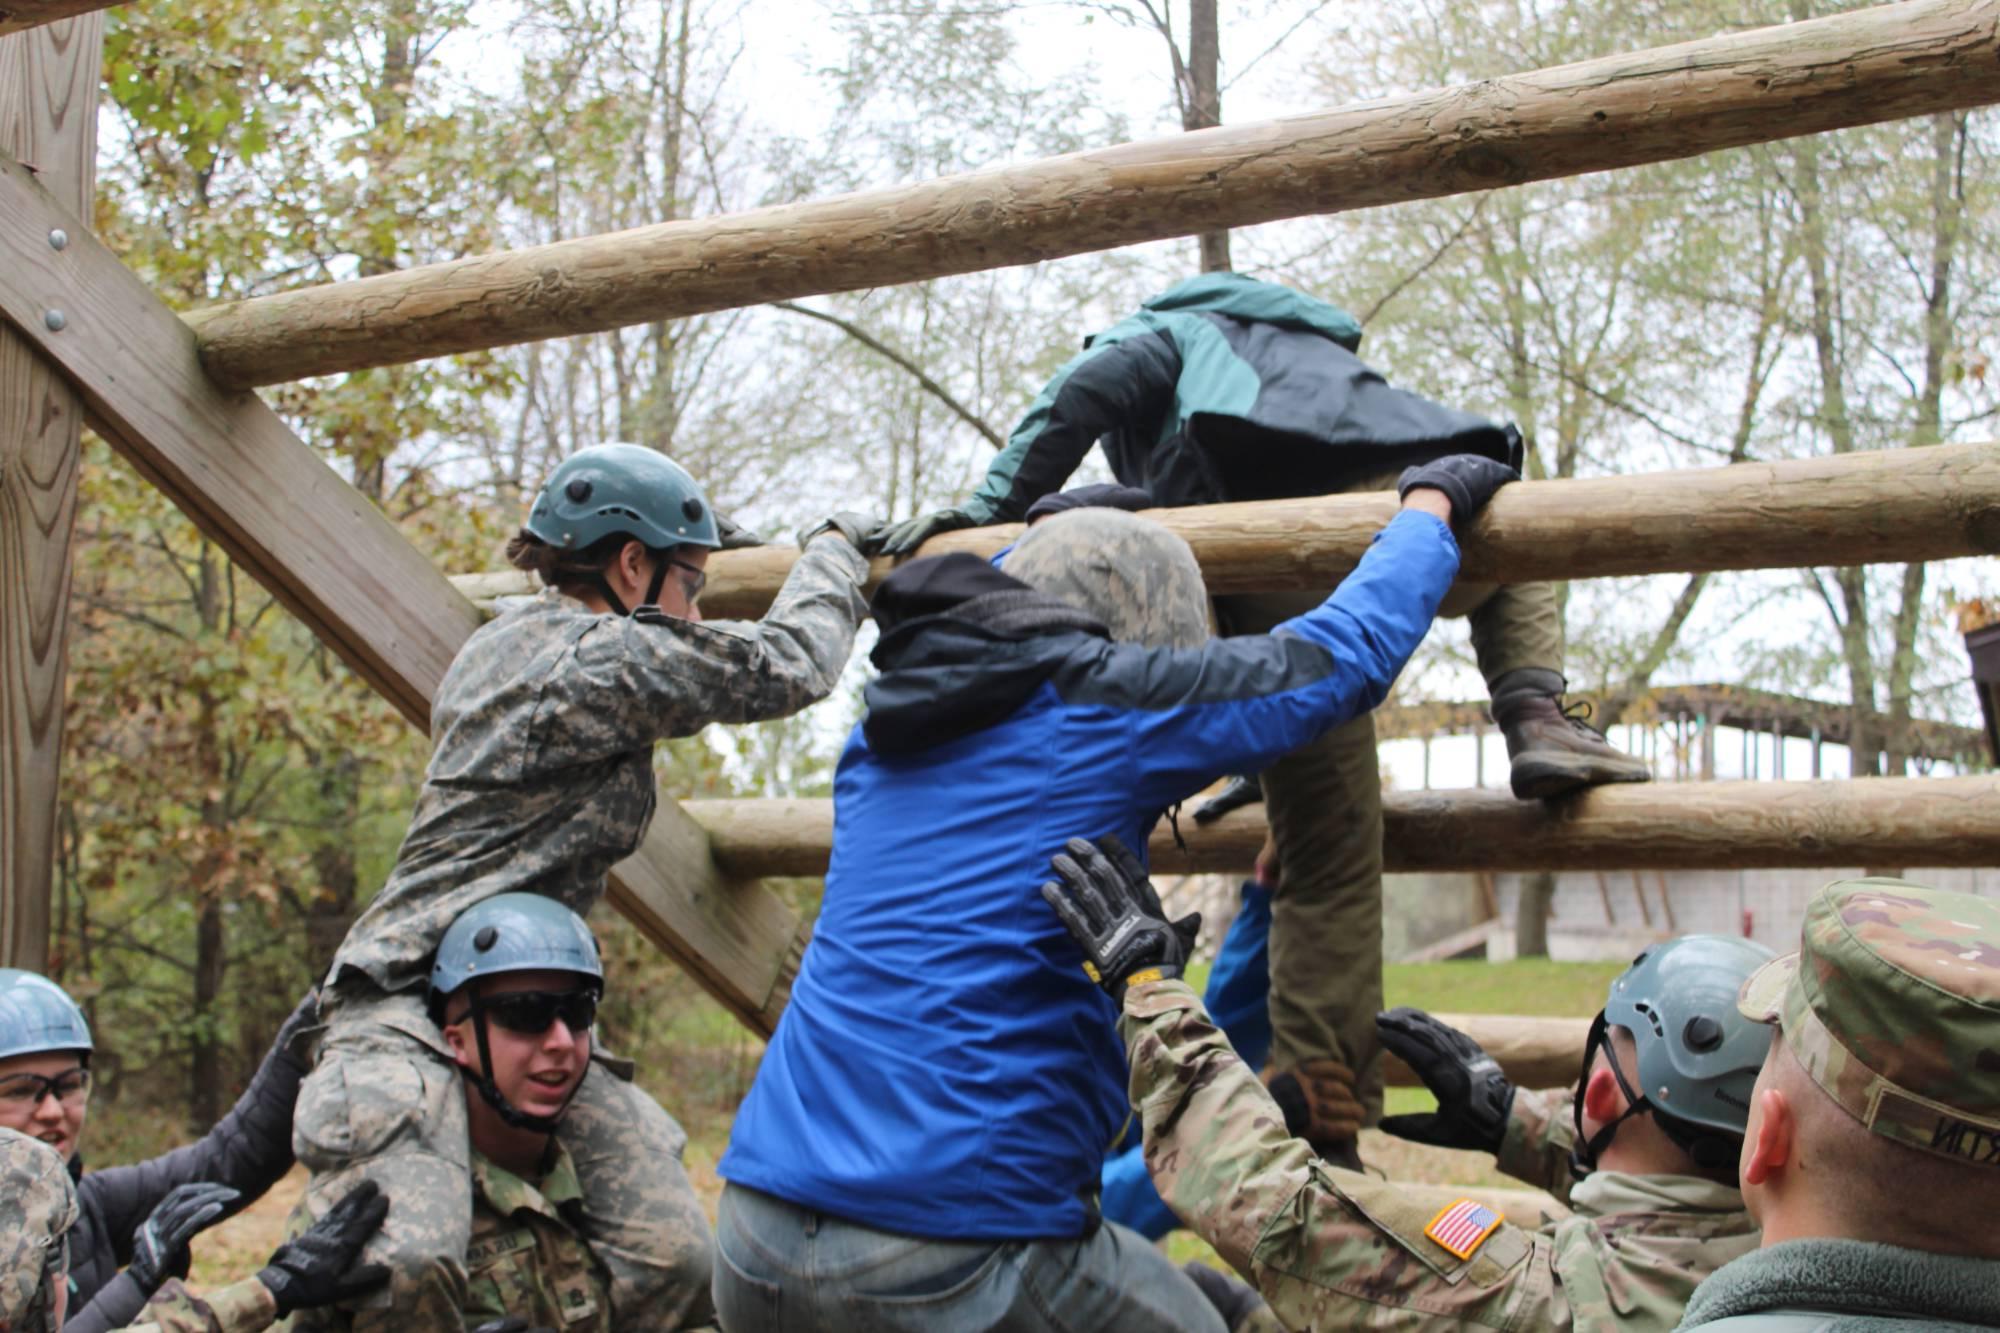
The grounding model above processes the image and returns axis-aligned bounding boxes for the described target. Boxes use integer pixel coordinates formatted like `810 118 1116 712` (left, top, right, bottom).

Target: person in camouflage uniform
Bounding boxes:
1 1126 78 1331
1676 879 2000 1332
0 1125 385 1333
1041 838 1774 1332
293 894 674 1333
295 444 876 1332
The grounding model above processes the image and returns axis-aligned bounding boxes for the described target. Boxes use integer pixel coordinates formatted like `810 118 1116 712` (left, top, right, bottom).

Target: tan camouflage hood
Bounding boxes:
999 508 1210 650
1737 878 2000 1166
0 1127 76 1332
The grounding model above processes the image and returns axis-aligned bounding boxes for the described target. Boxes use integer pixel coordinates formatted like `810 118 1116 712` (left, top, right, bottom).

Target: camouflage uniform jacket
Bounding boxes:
1124 981 1759 1331
326 536 868 1001
121 1277 278 1333
460 1145 614 1332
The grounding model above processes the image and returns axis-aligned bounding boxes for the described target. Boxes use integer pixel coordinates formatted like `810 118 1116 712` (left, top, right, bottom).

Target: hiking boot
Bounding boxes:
1490 668 1652 800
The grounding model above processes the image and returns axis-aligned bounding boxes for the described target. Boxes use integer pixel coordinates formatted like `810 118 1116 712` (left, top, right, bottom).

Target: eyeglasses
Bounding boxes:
478 990 599 1037
665 558 706 600
0 1067 92 1108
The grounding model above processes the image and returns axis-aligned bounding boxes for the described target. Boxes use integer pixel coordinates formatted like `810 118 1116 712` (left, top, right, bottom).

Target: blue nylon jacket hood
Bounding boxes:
720 509 1461 1240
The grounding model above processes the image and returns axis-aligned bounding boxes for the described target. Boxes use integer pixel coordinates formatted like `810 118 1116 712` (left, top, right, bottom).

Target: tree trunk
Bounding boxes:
1186 0 1231 271
1516 872 1554 958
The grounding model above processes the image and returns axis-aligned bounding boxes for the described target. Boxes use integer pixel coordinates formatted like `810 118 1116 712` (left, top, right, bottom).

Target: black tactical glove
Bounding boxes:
1191 774 1261 825
1041 834 1200 1005
472 1320 558 1333
128 1182 241 1295
1375 1007 1516 1154
798 511 888 552
716 512 766 549
874 505 983 556
1395 454 1519 527
256 1179 391 1318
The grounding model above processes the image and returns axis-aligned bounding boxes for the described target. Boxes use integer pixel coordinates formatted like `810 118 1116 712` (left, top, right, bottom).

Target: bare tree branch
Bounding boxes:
771 300 1004 448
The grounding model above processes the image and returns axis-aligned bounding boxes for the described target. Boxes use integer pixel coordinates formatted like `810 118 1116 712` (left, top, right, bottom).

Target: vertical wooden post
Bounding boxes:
0 10 100 972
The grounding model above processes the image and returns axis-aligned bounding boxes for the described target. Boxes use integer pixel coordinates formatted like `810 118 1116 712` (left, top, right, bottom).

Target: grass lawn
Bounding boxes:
180 957 1616 1293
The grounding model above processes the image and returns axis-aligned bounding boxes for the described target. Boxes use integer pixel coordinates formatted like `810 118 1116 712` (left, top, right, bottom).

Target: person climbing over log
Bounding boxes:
292 443 877 1332
714 455 1512 1332
1041 837 1774 1332
0 969 317 1332
0 1125 388 1333
876 273 1650 1163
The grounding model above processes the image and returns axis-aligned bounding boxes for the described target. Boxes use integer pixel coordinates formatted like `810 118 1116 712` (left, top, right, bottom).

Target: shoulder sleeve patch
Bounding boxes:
1424 1198 1503 1261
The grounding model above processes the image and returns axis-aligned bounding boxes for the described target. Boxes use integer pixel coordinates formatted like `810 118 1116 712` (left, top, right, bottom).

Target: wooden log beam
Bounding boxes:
681 773 2000 879
184 0 2000 388
0 157 806 1034
0 1 117 38
1400 1014 1592 1091
0 11 100 971
455 442 2000 621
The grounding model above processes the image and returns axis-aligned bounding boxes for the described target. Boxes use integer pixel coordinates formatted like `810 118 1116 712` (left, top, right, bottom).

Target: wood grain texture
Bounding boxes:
682 774 2000 879
0 10 99 971
0 159 803 1032
0 1 119 38
182 0 2000 387
453 442 2000 620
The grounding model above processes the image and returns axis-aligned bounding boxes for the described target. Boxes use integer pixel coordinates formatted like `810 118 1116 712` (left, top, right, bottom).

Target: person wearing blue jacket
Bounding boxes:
714 457 1514 1332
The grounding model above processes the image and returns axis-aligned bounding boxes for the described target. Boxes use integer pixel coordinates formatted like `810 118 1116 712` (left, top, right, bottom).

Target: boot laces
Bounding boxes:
1559 697 1611 741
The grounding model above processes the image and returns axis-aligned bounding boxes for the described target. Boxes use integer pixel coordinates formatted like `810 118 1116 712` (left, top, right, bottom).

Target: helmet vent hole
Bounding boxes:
1631 1000 1666 1039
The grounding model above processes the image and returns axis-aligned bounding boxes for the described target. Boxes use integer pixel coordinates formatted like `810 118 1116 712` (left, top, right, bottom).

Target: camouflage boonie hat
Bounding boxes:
1000 508 1211 650
1737 878 2000 1166
0 1127 77 1330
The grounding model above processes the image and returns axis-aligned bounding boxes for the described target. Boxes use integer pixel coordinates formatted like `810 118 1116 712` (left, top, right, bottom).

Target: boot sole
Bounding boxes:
1510 756 1653 801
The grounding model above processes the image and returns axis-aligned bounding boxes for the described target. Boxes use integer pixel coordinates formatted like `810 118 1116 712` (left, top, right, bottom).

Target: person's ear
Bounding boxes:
1580 1063 1625 1133
619 540 651 589
1740 1087 1792 1187
442 1016 477 1071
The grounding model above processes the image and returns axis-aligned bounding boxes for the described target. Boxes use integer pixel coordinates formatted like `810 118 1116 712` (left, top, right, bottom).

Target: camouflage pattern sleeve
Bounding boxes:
1495 1087 1581 1205
574 533 869 736
120 1277 279 1333
1122 981 1567 1331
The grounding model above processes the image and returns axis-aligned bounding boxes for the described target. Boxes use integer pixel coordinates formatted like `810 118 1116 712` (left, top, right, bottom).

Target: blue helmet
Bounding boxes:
524 443 720 554
0 971 92 1063
430 894 602 1003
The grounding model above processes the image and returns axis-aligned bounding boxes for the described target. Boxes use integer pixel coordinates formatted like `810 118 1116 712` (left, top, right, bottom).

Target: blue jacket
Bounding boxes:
719 508 1459 1240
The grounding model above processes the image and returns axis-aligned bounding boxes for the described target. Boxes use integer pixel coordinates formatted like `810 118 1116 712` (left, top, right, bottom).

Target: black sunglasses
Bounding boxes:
478 989 599 1037
0 1067 91 1107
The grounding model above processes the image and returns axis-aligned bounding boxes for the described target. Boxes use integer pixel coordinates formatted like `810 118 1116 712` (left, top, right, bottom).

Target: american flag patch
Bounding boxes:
1424 1197 1501 1260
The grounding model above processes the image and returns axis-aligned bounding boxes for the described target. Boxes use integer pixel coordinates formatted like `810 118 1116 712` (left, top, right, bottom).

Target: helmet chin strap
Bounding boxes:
464 991 590 1137
574 553 671 619
1568 1010 1744 1179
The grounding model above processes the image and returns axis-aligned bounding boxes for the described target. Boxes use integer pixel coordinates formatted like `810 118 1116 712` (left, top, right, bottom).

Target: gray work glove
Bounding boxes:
1375 1007 1516 1154
873 505 982 556
798 511 887 552
1040 834 1200 1005
256 1179 391 1318
1395 454 1519 526
128 1182 241 1295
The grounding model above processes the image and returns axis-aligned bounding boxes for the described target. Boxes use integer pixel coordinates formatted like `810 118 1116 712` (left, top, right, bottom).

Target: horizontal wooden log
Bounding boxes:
185 0 2000 387
455 442 2000 620
680 774 2000 878
0 156 805 1036
1401 1014 1592 1091
0 0 118 38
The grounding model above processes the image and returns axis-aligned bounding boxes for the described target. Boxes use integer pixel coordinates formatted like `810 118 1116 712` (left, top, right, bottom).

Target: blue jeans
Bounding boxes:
714 1183 1226 1333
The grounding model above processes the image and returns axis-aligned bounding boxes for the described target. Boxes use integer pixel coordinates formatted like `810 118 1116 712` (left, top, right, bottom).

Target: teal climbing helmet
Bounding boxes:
0 971 92 1063
1574 933 1775 1173
429 894 603 1002
524 443 720 554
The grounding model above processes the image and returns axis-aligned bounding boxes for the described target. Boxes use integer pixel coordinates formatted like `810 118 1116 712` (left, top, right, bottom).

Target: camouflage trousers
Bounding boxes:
289 989 715 1333
1215 486 1561 1117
